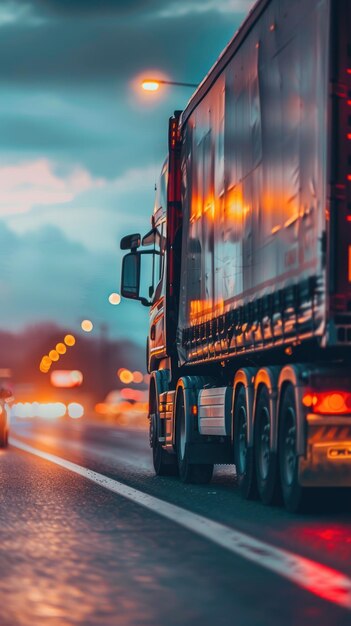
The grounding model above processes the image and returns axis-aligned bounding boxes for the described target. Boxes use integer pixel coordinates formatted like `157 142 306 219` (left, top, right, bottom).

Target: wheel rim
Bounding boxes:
258 407 270 480
282 407 296 487
237 406 248 474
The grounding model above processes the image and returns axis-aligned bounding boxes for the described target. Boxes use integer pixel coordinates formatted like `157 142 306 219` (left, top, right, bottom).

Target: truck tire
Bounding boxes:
279 385 307 513
149 384 178 477
150 413 178 476
176 388 213 485
234 386 257 499
254 387 279 505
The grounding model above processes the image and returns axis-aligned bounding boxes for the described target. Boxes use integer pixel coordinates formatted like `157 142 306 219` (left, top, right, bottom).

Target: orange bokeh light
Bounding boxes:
119 368 134 384
49 349 59 362
56 343 67 355
64 334 76 347
132 370 144 384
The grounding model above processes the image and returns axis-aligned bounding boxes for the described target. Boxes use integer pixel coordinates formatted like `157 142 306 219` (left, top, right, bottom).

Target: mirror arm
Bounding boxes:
140 297 152 307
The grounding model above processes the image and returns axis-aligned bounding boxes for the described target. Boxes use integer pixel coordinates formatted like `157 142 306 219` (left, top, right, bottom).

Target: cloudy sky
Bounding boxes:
0 0 254 344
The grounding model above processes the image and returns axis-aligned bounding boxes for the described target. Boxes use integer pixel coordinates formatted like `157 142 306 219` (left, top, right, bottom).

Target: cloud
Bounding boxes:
0 159 105 216
108 164 157 194
0 220 148 343
28 0 157 18
0 1 29 26
158 0 255 18
2 162 157 253
0 0 254 21
0 1 246 85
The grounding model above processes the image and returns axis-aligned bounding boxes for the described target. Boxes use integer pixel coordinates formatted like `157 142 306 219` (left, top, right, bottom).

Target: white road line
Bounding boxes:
10 437 351 611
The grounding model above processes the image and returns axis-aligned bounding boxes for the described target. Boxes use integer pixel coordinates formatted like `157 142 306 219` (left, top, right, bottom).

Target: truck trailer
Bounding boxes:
120 0 351 512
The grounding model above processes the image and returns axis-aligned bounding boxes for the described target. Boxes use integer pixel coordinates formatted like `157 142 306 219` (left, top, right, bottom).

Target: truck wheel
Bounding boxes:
234 387 257 499
150 413 178 476
279 386 307 513
176 389 213 484
149 382 178 477
254 387 279 505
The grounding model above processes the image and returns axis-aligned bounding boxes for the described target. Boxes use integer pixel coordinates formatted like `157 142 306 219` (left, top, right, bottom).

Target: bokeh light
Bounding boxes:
118 368 134 384
64 334 76 347
11 402 66 419
68 402 84 419
132 370 144 384
56 342 67 355
81 319 93 332
109 292 121 305
49 349 59 362
50 370 83 388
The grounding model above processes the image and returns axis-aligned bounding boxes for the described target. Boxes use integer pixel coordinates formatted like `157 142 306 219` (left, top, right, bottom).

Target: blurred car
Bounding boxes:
95 388 148 424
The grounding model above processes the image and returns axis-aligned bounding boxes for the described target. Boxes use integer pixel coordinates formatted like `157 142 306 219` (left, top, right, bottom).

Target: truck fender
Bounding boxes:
149 369 171 418
253 367 281 452
233 368 257 447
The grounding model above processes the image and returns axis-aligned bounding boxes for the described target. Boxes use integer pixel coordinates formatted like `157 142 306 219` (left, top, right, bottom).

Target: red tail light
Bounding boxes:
302 391 351 415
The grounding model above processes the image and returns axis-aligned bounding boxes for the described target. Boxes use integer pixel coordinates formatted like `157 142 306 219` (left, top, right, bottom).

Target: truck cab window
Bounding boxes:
152 222 166 302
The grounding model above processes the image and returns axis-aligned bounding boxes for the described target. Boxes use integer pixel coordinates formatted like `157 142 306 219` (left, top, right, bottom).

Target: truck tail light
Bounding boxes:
302 391 351 415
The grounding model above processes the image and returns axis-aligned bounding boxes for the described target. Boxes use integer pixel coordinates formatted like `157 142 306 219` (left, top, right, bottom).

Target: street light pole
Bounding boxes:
141 78 198 92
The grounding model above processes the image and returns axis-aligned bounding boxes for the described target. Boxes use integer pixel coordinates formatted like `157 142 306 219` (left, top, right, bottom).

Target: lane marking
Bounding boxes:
10 437 351 611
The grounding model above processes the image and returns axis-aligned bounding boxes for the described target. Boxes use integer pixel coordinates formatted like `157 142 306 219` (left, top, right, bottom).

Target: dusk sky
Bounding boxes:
0 0 254 345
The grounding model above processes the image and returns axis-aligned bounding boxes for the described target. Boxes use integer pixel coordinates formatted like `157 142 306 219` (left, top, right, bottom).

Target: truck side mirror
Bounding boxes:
121 252 141 299
120 233 141 250
121 250 155 306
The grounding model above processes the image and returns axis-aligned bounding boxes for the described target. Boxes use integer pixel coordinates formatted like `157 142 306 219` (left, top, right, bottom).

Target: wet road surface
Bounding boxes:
1 416 351 626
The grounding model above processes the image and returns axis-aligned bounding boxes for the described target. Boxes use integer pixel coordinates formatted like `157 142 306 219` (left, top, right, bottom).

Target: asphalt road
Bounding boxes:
1 415 351 626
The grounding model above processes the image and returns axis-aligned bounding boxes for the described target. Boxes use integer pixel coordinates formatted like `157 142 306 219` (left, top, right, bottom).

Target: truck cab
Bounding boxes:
120 112 182 374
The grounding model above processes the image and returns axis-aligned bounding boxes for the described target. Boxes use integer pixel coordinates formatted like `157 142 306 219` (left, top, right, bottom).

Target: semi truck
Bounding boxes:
120 0 351 512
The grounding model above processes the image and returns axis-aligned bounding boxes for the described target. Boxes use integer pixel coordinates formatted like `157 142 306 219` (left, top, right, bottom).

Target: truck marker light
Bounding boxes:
347 133 351 140
347 216 351 222
191 404 198 416
303 391 351 415
302 394 318 408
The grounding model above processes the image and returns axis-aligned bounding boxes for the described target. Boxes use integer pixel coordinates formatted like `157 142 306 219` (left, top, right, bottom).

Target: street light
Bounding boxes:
141 78 198 92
